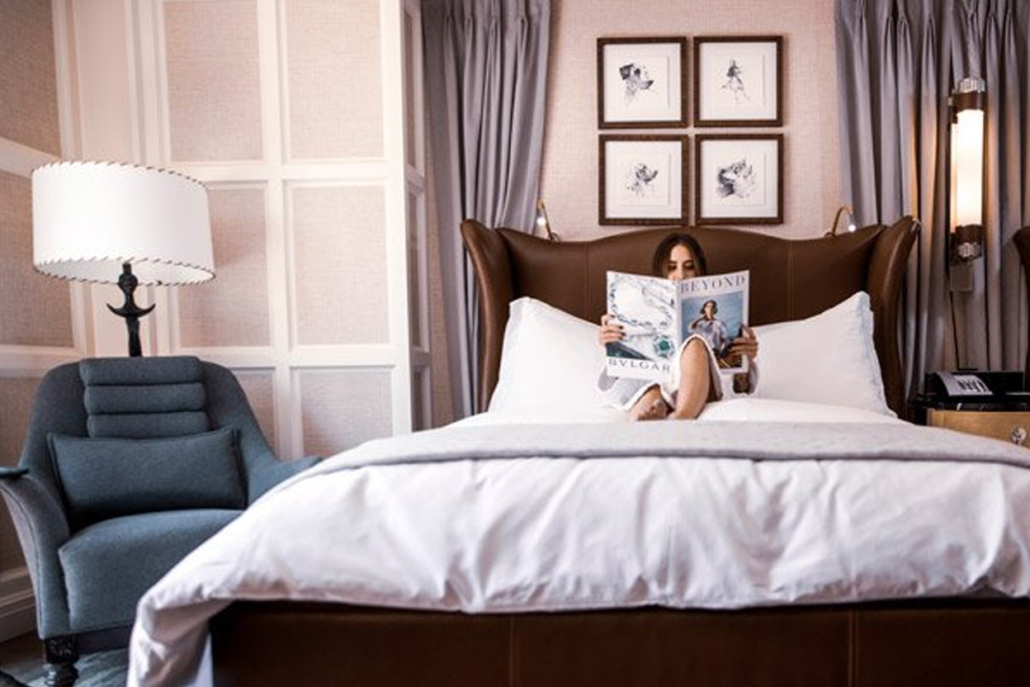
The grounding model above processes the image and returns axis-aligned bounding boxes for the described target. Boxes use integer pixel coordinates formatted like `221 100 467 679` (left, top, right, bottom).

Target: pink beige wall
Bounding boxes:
0 0 65 612
539 0 841 241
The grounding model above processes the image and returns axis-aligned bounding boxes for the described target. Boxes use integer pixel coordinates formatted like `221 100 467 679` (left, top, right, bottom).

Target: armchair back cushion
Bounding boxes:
79 356 210 438
49 428 246 529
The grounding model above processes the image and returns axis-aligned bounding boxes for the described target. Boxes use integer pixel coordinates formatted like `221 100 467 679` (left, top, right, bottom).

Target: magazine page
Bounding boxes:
605 271 679 381
678 269 750 374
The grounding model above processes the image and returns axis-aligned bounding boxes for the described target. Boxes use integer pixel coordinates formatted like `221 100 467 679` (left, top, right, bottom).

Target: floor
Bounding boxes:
0 633 43 686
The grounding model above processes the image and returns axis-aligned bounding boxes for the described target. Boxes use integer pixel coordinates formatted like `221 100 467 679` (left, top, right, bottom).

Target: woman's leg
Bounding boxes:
670 338 714 420
628 385 670 421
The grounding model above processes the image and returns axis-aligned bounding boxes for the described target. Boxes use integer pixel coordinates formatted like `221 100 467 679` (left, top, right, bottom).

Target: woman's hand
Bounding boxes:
598 313 624 346
727 324 759 363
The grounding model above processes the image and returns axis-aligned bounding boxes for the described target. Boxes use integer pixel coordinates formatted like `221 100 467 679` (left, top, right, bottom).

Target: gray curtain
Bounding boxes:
423 0 551 418
836 0 1029 394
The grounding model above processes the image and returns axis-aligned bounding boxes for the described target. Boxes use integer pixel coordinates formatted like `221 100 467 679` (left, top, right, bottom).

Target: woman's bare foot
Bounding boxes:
629 386 670 421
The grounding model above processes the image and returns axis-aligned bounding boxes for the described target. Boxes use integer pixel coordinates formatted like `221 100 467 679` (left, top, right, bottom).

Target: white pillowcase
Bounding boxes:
488 292 892 420
752 291 893 416
488 297 612 415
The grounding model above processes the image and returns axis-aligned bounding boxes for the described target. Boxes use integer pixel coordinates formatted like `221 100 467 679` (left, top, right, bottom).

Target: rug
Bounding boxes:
4 649 128 687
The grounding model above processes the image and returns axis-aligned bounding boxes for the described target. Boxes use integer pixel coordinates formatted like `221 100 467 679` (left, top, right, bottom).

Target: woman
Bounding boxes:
688 299 732 362
598 233 759 421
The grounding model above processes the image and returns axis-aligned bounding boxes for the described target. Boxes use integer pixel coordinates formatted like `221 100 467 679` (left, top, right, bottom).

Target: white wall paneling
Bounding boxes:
59 0 431 458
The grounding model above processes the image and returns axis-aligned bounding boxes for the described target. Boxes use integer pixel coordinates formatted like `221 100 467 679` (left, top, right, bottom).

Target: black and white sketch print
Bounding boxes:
600 135 688 225
694 36 782 127
598 37 687 128
624 162 661 199
619 62 657 105
715 158 756 199
696 134 782 225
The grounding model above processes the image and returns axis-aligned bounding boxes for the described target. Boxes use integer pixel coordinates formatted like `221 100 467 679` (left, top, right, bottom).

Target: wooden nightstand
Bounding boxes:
913 371 1030 448
924 407 1030 446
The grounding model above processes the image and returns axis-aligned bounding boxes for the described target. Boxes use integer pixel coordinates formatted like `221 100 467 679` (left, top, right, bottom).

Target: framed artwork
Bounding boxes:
694 36 782 127
600 135 688 225
597 37 688 129
695 134 782 225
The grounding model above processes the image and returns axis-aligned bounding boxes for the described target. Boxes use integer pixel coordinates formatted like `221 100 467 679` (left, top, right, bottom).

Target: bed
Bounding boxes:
127 217 1030 687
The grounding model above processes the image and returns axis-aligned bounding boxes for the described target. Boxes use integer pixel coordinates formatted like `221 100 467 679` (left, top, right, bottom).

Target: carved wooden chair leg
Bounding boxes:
43 636 78 687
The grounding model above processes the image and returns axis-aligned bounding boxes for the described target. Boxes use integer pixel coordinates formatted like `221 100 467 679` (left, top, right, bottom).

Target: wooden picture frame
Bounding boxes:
695 134 782 225
694 36 782 127
600 135 689 226
597 37 688 129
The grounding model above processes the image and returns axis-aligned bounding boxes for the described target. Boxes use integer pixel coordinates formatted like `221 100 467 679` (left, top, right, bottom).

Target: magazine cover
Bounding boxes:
605 269 750 381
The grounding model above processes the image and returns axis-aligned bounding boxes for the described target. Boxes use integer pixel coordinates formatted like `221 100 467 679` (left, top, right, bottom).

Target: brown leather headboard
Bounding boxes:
460 217 919 417
1012 226 1030 383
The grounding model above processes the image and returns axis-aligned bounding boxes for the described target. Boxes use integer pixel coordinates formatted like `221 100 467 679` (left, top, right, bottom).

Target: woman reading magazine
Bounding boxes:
598 233 759 421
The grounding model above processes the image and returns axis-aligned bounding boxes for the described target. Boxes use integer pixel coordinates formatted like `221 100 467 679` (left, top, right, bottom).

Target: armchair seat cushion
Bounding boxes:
49 427 246 528
58 509 239 633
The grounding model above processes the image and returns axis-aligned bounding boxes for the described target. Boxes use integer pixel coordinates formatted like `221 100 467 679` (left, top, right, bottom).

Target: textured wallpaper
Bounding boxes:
164 0 263 161
0 0 60 155
0 171 74 347
539 0 841 241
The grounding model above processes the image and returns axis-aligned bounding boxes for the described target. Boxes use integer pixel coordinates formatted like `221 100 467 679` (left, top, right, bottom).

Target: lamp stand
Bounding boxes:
106 263 155 357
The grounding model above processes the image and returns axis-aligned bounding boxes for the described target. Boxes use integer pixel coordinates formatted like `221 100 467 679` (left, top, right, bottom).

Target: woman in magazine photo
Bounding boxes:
598 233 759 421
688 299 734 362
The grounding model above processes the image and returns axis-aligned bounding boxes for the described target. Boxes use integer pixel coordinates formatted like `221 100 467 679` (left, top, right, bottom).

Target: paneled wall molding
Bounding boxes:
63 0 430 458
0 137 59 177
0 568 35 643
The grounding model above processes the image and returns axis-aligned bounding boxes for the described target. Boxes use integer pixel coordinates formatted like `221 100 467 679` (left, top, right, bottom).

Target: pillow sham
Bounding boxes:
488 297 610 414
752 291 892 416
49 426 246 528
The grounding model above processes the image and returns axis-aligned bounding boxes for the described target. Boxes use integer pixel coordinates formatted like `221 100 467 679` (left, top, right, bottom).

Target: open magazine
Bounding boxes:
605 269 750 381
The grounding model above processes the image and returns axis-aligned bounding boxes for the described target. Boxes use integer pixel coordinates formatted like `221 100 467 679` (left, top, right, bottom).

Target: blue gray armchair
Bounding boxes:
0 356 319 687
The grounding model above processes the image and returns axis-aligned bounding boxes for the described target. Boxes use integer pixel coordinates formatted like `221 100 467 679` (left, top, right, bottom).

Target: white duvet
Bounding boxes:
128 399 1030 686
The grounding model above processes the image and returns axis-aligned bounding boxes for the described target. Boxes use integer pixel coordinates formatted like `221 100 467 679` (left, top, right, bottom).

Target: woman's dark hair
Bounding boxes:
651 232 708 277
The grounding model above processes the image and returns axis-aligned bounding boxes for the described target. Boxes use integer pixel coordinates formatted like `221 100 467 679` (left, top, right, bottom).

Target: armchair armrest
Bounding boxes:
0 469 74 637
244 451 321 504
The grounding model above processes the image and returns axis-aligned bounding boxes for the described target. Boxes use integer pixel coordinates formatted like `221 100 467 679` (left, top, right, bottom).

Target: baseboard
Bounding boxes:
0 568 36 643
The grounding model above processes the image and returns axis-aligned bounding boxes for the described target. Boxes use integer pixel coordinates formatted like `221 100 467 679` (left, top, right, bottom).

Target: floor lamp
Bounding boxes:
31 161 215 356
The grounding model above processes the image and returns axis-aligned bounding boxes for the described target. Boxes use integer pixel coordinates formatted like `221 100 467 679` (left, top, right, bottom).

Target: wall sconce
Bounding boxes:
949 77 986 262
32 161 215 356
825 204 856 237
535 199 560 242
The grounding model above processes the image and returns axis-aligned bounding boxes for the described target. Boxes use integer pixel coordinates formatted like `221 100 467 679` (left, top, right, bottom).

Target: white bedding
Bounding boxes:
128 400 1030 686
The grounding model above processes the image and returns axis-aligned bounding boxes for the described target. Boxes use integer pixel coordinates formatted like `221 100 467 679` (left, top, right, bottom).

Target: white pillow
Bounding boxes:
752 292 893 416
488 297 611 415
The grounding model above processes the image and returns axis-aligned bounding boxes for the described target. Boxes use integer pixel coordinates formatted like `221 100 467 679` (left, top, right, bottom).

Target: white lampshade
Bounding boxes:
951 107 985 227
32 161 214 285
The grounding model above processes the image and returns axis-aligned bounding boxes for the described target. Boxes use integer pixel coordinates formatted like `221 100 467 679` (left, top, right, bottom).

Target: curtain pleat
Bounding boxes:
836 0 1029 395
424 0 551 418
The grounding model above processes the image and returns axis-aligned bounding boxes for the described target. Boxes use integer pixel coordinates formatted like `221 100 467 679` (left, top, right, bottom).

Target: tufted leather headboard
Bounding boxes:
461 217 919 417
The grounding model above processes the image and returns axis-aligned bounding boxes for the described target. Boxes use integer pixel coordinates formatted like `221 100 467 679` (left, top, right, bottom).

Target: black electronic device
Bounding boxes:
914 370 1030 422
923 370 1025 398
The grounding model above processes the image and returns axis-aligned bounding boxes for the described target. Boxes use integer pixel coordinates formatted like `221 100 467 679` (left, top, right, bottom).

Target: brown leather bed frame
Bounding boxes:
210 218 1030 686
